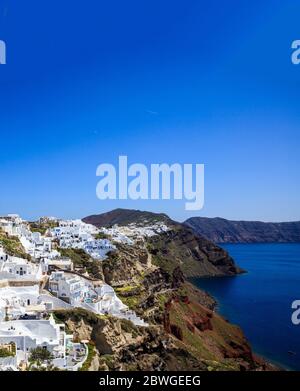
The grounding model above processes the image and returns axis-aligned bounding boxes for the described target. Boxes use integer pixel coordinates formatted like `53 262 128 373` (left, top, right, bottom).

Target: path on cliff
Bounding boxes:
147 250 152 268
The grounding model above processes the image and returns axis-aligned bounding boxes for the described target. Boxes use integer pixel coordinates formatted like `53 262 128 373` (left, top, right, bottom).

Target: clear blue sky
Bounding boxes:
0 0 299 222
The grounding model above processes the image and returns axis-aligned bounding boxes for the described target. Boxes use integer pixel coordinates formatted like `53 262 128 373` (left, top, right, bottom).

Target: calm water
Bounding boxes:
191 243 300 370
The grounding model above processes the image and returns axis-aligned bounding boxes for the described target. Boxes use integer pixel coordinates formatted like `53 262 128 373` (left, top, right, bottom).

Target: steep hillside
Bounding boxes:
54 279 277 371
184 217 300 243
83 209 243 278
146 225 243 277
53 208 279 371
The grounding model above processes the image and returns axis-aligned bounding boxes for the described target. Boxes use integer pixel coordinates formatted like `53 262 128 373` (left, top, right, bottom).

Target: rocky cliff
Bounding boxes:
53 208 278 371
146 225 243 277
184 217 300 243
54 278 277 372
84 209 243 278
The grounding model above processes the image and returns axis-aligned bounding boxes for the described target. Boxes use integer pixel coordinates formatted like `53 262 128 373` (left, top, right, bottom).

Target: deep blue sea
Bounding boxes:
191 243 300 370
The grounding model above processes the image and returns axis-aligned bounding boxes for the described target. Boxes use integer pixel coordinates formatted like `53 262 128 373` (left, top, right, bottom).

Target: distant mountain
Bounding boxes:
83 208 171 228
83 209 244 278
184 217 300 243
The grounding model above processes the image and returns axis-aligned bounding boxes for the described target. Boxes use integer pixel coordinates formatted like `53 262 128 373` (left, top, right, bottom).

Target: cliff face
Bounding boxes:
72 209 278 371
146 225 243 277
185 217 300 243
54 282 276 372
84 209 243 278
54 308 208 371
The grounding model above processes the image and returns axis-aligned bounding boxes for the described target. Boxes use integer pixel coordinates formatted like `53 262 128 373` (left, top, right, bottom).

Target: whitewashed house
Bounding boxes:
50 220 115 260
0 250 42 282
82 238 115 260
0 215 25 237
0 315 67 367
42 257 73 273
48 271 147 326
0 284 42 321
49 272 83 303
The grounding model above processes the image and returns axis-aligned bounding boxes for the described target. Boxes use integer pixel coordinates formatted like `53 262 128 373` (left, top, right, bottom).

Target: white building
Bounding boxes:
0 248 43 282
48 271 147 326
0 284 43 321
100 222 170 245
50 220 115 260
20 232 53 260
82 238 115 260
49 272 83 303
42 257 73 273
0 315 67 367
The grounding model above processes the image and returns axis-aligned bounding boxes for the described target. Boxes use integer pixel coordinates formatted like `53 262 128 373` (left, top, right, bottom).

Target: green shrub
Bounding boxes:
0 347 14 358
29 347 53 363
79 343 96 371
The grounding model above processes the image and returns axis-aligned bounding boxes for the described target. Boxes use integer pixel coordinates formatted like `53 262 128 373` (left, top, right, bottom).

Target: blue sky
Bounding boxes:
0 0 299 222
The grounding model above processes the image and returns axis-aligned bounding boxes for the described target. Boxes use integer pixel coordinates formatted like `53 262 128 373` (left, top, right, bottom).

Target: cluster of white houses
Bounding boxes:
49 219 116 260
99 220 170 244
48 271 145 325
0 214 147 371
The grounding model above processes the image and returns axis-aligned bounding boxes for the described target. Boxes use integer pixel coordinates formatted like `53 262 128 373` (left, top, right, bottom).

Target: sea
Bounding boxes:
190 243 300 370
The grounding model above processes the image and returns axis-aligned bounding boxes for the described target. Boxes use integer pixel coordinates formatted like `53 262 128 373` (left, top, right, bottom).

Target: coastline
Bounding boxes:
189 275 286 371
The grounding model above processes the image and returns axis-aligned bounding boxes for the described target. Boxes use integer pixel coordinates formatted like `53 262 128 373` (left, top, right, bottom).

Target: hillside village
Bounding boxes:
0 210 279 372
0 214 151 371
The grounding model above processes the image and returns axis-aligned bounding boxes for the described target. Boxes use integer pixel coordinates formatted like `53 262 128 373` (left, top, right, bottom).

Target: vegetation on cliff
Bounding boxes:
0 228 30 260
84 209 243 278
50 209 276 371
58 247 103 279
146 225 243 277
29 220 58 235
